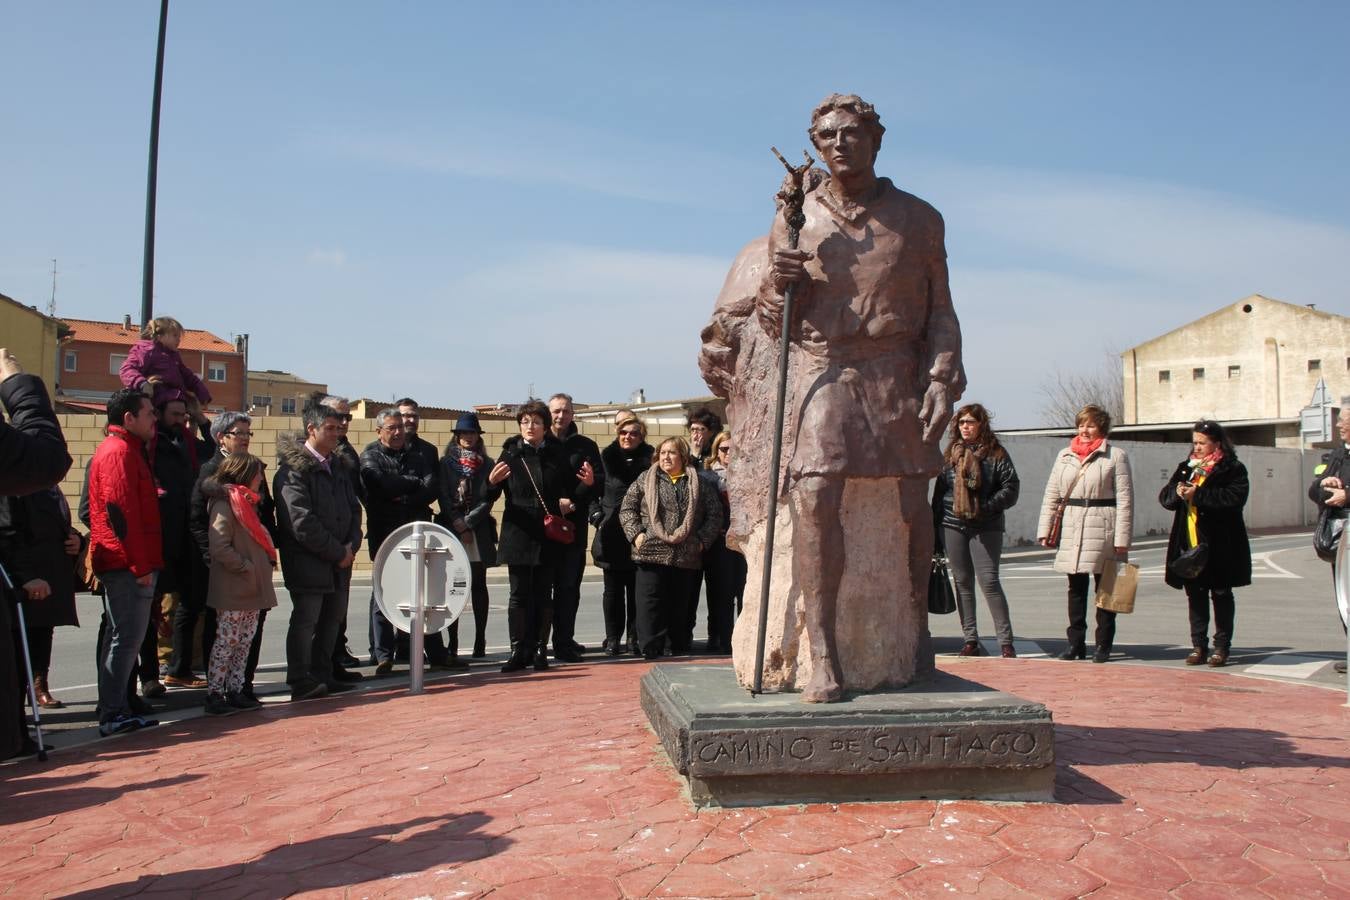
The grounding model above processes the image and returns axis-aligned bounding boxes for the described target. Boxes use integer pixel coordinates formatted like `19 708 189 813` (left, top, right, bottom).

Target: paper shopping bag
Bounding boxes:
1095 561 1139 614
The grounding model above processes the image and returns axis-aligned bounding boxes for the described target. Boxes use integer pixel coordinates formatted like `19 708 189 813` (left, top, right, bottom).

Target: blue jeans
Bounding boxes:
99 569 158 723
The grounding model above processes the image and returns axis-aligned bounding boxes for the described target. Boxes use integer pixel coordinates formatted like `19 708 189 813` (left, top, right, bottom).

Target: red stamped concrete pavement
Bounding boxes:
1 657 1346 898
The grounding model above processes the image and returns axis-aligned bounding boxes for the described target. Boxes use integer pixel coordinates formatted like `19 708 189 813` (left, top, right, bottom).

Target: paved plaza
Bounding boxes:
3 648 1348 898
4 530 1348 897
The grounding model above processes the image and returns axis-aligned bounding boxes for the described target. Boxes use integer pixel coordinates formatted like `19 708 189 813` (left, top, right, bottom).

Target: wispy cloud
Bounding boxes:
305 248 347 267
309 115 759 211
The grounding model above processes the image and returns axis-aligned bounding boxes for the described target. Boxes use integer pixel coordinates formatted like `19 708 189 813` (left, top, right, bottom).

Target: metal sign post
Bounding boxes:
371 521 470 696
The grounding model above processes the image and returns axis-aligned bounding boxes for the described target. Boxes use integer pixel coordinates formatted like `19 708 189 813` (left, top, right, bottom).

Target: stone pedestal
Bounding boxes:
731 479 930 694
642 664 1055 808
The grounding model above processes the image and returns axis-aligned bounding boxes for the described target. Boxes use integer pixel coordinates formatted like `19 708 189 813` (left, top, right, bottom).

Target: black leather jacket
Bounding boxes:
931 448 1021 534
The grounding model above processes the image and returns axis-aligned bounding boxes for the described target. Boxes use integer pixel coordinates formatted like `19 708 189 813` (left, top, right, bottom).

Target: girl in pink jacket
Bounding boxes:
119 316 212 408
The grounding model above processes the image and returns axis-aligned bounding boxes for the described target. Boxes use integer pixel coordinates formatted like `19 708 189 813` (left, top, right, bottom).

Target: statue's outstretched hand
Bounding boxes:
920 381 952 443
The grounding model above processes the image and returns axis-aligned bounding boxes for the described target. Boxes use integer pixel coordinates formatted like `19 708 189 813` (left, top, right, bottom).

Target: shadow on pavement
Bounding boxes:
0 772 205 826
63 811 507 898
1057 722 1350 771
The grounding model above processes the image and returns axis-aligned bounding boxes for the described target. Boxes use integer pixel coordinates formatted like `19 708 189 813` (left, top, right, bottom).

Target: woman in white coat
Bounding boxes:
1037 405 1134 663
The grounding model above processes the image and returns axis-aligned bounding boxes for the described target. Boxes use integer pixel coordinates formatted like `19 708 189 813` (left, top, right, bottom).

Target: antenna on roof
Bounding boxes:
47 259 57 317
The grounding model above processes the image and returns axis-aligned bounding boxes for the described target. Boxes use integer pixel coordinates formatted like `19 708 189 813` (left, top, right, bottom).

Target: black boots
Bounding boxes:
1058 644 1086 660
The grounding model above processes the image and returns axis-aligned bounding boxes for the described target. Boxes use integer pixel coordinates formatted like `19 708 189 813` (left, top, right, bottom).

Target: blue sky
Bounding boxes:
3 1 1348 426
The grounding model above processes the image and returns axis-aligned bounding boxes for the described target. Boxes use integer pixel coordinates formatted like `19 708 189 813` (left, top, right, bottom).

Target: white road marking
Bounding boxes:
1241 654 1337 679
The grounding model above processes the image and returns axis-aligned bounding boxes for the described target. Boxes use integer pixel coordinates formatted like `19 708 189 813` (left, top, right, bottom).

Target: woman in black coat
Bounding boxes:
0 486 82 709
589 412 653 656
487 400 592 673
1159 420 1251 667
437 413 499 660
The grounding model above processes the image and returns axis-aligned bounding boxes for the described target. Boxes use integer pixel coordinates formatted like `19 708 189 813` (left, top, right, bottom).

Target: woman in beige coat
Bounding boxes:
1037 405 1134 663
203 452 278 714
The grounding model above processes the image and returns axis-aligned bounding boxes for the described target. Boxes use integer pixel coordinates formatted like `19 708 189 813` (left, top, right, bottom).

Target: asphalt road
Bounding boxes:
23 529 1349 750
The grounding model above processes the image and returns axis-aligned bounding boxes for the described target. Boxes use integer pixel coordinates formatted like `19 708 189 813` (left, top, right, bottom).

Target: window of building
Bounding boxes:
109 353 127 375
252 395 272 408
1228 365 1240 379
63 350 77 372
281 397 297 415
207 361 227 382
1192 367 1204 381
1158 370 1170 383
1308 359 1321 372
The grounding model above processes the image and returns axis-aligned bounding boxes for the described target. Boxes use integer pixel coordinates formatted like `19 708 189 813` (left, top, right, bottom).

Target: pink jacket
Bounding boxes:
120 339 212 407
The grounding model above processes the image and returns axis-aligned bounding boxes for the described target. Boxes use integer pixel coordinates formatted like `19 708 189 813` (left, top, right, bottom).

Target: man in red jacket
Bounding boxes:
89 388 164 736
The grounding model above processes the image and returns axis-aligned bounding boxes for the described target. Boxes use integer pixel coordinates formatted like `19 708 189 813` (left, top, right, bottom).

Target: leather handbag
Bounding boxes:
1168 542 1209 581
1045 460 1090 549
1314 508 1345 563
1095 561 1139 614
521 457 575 545
927 553 957 615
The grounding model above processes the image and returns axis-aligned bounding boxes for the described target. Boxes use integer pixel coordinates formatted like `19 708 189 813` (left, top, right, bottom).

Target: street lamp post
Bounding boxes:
141 0 169 328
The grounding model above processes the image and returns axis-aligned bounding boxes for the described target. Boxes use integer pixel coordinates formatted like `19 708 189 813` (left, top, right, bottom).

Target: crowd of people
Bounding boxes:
2 318 1347 759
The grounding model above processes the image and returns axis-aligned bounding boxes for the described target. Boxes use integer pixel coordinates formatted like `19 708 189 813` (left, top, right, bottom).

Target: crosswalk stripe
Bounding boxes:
1240 654 1337 679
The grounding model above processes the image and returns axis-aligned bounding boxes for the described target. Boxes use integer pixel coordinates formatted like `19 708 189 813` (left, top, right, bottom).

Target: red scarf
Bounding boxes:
227 484 277 564
1188 448 1224 477
1069 435 1104 460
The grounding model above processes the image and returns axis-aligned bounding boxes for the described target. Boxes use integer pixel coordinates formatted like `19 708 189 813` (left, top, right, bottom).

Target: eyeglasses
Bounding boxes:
336 414 353 423
225 431 255 438
717 446 731 455
619 429 642 436
957 418 979 426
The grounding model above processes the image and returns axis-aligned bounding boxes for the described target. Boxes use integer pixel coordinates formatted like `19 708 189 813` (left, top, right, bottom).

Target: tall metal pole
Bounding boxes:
141 0 169 328
751 148 813 696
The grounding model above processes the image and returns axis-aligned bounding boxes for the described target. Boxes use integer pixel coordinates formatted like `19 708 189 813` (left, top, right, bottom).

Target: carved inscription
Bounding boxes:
688 723 1053 776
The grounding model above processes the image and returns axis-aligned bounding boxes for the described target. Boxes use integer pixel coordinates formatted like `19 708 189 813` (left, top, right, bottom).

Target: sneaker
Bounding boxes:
227 691 263 711
141 679 167 698
374 660 394 676
204 693 234 716
99 714 145 737
164 673 208 689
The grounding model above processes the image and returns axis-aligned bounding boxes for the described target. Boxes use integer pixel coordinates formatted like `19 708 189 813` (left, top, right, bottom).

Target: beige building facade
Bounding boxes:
246 369 328 416
1122 294 1349 432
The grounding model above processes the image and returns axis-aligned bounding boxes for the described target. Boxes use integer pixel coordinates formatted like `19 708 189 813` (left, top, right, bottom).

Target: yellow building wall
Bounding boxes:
0 302 61 387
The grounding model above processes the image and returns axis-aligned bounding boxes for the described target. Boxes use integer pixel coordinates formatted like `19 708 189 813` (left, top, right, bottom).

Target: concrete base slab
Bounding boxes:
641 663 1055 808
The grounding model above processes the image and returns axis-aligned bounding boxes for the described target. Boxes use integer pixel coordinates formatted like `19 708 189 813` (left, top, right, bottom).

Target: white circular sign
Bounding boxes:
371 521 471 634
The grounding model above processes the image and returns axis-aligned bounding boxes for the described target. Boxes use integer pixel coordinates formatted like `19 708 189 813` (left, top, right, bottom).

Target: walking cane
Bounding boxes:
0 560 48 761
751 148 813 696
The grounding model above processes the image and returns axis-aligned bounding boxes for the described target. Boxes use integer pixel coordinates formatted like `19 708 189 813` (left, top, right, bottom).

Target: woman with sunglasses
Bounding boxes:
589 411 653 655
1159 420 1250 667
931 404 1021 658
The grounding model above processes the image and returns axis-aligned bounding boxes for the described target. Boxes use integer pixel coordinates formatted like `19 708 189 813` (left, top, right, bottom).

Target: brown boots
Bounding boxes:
34 675 64 709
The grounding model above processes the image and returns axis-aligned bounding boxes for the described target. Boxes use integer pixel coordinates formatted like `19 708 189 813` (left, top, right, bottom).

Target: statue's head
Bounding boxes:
809 93 885 168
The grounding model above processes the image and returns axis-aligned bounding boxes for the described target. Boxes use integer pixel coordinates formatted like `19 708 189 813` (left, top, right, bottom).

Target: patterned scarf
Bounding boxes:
1187 448 1224 478
950 443 984 520
642 464 700 545
226 484 277 564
